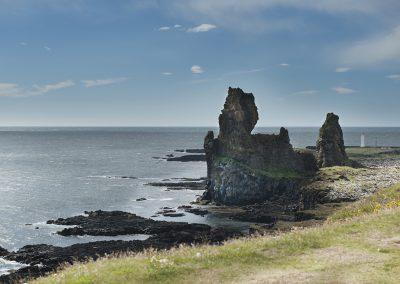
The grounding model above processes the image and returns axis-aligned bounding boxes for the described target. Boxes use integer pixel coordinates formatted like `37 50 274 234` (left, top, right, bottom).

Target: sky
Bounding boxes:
0 0 399 127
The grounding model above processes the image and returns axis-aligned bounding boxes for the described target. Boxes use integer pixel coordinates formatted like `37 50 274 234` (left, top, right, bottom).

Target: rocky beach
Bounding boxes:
2 89 400 283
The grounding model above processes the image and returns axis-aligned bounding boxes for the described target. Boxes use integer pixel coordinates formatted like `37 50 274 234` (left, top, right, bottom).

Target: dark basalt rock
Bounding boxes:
147 180 206 191
162 212 185 217
203 87 317 205
47 210 210 236
2 212 240 283
185 149 205 153
175 149 205 153
316 113 348 168
166 154 206 162
184 208 209 216
0 246 8 256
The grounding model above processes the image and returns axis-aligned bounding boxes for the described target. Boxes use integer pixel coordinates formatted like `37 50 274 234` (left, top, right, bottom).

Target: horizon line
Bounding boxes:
0 125 400 128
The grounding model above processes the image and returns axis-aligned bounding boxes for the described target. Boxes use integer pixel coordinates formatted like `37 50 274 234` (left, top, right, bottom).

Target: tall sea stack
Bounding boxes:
203 87 317 205
316 113 348 168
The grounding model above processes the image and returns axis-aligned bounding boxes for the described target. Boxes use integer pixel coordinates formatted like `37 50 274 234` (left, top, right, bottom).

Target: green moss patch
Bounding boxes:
213 156 301 179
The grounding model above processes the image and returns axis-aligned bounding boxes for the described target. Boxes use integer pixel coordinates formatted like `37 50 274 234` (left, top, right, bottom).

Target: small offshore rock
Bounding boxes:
163 212 185 217
166 154 206 162
185 208 209 216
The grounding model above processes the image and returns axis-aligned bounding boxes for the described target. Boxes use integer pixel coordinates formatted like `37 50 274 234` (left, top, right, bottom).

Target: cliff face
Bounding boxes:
316 113 348 168
203 87 317 205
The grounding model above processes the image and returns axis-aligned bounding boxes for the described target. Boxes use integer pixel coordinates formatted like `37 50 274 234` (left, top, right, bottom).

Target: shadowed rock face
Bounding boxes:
0 246 8 256
203 87 317 205
316 113 348 168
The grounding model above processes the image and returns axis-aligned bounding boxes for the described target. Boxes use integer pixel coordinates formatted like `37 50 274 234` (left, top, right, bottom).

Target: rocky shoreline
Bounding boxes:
1 211 240 283
2 88 400 283
2 146 400 283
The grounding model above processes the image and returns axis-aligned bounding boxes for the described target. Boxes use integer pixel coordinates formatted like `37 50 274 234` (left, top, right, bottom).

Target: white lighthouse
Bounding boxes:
361 134 365 148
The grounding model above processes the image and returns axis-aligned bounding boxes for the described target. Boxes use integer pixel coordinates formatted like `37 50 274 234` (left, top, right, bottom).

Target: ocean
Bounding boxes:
0 126 399 255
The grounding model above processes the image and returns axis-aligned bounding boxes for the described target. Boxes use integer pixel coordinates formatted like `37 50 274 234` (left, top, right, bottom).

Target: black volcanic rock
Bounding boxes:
166 154 206 162
316 113 348 168
47 210 210 236
0 246 8 256
147 180 206 190
203 87 317 205
2 211 240 283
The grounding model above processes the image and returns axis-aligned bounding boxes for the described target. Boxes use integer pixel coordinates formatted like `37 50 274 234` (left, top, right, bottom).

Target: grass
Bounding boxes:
34 184 400 284
213 155 301 179
329 183 400 221
347 147 400 160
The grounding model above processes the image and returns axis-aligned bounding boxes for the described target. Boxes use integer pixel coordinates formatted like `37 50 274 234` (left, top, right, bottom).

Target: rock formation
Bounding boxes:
203 87 317 205
0 246 8 256
316 113 348 168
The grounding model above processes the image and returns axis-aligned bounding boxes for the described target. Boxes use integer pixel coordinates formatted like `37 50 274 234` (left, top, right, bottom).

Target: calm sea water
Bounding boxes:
0 127 399 254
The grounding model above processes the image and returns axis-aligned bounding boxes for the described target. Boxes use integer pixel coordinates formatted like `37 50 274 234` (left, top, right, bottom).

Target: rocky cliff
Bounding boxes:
316 113 348 168
203 87 317 205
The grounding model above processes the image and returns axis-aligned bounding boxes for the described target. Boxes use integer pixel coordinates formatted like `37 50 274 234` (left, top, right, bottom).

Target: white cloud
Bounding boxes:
279 63 290 67
190 65 204 74
44 46 51 51
158 26 170 31
340 26 400 66
223 68 265 76
174 24 182 28
332 87 356 94
172 1 400 33
20 42 27 46
0 83 22 97
33 80 75 93
187 24 216 33
162 72 173 76
335 67 351 73
291 90 319 95
81 77 127 88
387 74 400 80
0 80 75 97
174 0 395 16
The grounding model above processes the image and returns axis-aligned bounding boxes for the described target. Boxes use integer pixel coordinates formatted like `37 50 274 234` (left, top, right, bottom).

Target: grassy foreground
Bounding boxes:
34 184 400 284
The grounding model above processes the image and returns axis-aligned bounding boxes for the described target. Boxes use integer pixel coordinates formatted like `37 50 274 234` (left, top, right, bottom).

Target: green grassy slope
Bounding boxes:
34 184 400 284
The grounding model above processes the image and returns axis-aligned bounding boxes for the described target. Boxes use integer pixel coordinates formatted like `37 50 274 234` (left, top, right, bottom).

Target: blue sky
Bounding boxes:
0 0 399 126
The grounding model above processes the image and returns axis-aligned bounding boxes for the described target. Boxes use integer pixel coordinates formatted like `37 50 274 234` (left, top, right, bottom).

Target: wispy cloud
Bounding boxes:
332 86 356 94
222 68 266 76
158 26 170 31
162 72 173 76
187 24 216 33
335 67 351 73
0 80 75 97
172 1 399 33
20 42 27 46
44 46 52 52
33 80 75 93
191 65 204 74
0 83 22 97
339 26 400 66
174 24 182 28
81 77 127 88
387 74 400 80
279 63 290 67
291 90 319 96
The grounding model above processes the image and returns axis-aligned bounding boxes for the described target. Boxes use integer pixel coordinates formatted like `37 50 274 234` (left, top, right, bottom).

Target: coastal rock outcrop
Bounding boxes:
0 246 8 256
1 211 240 283
316 113 348 168
203 87 317 205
